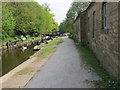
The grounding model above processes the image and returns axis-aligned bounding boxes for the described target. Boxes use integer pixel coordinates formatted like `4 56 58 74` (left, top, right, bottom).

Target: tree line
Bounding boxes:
2 1 58 40
59 0 89 34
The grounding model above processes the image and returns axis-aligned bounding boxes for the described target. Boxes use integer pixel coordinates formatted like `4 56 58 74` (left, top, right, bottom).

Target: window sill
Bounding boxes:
101 28 109 34
92 37 96 43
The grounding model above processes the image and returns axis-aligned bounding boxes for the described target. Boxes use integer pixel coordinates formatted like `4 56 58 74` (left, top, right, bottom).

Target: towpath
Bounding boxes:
25 37 100 88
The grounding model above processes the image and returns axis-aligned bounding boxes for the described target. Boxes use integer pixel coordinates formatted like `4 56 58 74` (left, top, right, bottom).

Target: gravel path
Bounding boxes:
25 37 100 88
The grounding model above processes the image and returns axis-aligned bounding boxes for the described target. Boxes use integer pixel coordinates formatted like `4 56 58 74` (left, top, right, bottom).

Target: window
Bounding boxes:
102 2 108 29
93 11 96 39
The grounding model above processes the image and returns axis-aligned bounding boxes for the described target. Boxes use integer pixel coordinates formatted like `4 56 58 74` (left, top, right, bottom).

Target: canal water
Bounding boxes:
1 42 38 76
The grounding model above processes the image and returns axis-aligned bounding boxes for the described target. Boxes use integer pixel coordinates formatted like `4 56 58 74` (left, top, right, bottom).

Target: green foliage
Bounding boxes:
59 21 73 33
42 2 51 12
2 1 58 41
59 1 89 34
2 3 15 39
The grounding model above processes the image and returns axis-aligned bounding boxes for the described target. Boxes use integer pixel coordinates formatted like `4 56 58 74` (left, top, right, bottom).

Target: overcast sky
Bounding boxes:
34 0 74 25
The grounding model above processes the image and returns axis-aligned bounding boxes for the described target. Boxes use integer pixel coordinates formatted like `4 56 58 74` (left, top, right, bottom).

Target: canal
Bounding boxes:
1 42 38 76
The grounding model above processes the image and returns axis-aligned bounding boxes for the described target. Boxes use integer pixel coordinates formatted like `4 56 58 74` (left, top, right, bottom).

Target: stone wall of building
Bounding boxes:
73 20 77 40
73 12 88 45
118 1 120 79
87 2 119 80
73 15 81 43
80 11 88 45
74 2 120 80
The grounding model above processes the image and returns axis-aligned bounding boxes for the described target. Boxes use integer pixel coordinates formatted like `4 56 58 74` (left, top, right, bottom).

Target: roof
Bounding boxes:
73 14 80 24
84 2 94 12
73 2 94 24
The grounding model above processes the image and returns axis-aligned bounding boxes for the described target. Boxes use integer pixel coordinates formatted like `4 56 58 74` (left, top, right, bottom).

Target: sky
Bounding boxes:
34 0 74 25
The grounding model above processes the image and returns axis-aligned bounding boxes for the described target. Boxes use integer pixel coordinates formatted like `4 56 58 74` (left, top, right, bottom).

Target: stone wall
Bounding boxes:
74 2 120 80
118 1 120 80
73 12 88 45
80 11 88 45
87 2 119 80
73 15 81 43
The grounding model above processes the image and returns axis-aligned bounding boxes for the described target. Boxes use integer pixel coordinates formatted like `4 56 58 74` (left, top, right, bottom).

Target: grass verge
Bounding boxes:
37 37 63 59
2 36 40 43
1 36 41 47
75 44 120 88
16 67 35 75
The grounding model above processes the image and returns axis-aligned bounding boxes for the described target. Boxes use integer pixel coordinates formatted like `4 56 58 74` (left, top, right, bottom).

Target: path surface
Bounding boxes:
25 37 100 88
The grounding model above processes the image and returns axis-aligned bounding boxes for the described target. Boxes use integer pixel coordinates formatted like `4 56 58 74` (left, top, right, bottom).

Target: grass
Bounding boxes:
1 36 41 47
23 36 40 42
2 37 17 42
2 36 41 42
16 67 35 75
76 45 120 88
37 37 63 59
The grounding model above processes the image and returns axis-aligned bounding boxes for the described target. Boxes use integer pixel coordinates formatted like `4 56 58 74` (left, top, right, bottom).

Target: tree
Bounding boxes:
2 1 58 40
42 2 51 12
59 0 89 34
2 3 15 39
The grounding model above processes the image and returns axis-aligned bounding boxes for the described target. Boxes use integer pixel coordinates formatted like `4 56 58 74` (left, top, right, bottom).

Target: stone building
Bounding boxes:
73 2 120 80
73 14 81 43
